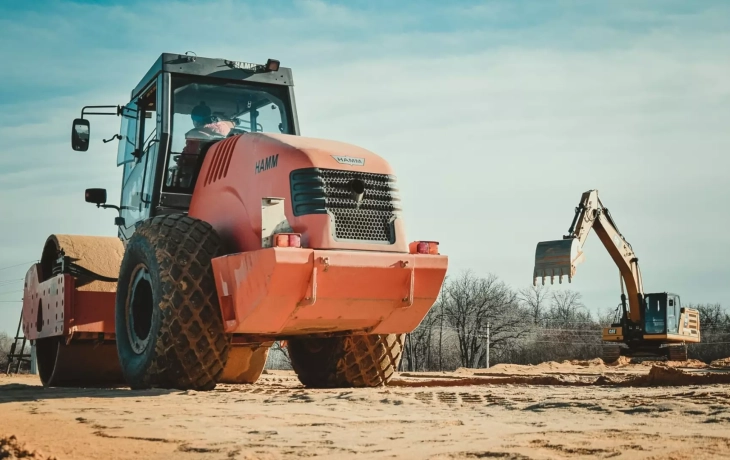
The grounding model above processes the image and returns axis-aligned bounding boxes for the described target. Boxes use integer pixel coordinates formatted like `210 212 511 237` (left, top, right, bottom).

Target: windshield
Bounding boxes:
163 75 294 192
644 295 666 334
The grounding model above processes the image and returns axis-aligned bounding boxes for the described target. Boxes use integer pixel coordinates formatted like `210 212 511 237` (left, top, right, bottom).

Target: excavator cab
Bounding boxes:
644 293 680 335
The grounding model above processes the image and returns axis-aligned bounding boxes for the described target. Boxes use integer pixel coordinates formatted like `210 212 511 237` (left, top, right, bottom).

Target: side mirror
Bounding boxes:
72 118 91 151
85 188 107 205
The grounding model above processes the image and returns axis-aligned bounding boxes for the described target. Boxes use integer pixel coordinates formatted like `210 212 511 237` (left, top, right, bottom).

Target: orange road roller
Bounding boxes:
21 53 448 390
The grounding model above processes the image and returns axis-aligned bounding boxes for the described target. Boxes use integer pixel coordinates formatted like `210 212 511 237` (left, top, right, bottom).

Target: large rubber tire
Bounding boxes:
115 214 230 391
288 334 405 388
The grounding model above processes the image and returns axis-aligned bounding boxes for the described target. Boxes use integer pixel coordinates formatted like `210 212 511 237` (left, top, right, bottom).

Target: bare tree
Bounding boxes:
517 283 551 324
546 290 588 327
403 302 442 372
597 305 620 327
0 332 12 370
440 270 529 368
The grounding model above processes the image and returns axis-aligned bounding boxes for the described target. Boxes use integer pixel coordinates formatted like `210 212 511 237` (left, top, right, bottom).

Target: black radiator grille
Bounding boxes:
290 168 401 243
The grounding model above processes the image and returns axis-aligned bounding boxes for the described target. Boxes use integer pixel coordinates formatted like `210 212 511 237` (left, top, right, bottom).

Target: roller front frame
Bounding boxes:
211 247 448 336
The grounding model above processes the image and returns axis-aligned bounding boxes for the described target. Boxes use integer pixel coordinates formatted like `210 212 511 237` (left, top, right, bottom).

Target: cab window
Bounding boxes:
644 295 666 334
162 76 294 193
117 104 139 184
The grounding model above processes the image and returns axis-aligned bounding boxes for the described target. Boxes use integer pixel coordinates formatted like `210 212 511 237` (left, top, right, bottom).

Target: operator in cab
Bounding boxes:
185 101 238 144
175 101 243 187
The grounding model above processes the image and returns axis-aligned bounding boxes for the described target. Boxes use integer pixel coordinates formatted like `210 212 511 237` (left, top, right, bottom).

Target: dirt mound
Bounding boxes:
621 365 730 387
606 356 632 366
666 359 708 369
389 373 595 387
566 358 604 366
630 359 708 369
0 436 56 460
710 357 730 368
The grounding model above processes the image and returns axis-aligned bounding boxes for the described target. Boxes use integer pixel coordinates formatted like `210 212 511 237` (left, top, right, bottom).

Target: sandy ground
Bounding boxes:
2 359 730 460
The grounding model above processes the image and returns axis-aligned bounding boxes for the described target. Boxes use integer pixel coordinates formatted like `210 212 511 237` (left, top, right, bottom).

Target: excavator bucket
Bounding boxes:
533 238 584 286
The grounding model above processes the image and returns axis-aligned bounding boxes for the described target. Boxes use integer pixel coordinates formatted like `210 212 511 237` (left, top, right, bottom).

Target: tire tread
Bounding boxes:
119 214 229 390
289 334 404 388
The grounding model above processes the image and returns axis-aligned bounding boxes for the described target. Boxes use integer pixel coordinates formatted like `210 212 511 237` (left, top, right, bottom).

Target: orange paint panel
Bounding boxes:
211 248 448 335
212 249 314 334
70 291 117 334
370 255 450 334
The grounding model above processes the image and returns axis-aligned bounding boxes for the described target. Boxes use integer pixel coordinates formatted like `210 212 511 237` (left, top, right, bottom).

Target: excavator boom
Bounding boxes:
533 190 644 323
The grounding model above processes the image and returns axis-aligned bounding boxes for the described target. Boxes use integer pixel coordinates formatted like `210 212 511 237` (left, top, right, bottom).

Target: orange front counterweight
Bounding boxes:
211 248 448 335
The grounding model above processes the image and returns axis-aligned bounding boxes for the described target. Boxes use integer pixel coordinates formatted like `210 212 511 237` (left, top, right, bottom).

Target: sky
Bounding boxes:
0 0 729 335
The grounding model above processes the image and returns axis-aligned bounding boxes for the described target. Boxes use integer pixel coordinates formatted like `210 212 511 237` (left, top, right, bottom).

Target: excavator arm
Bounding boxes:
533 189 644 323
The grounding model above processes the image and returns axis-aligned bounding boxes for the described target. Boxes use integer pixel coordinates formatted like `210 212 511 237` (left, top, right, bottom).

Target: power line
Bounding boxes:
529 340 730 345
0 278 23 286
0 261 37 272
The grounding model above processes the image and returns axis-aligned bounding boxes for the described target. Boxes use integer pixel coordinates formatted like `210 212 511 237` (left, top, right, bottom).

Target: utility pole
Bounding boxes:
438 306 443 371
485 321 490 369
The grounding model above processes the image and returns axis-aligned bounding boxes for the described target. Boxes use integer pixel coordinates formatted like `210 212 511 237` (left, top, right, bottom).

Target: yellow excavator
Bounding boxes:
532 189 700 362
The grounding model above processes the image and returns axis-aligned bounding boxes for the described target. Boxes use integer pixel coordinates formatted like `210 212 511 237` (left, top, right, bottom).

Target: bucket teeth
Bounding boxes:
533 239 584 286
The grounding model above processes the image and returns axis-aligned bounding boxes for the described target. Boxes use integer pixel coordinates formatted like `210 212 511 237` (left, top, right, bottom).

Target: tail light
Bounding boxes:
409 241 439 255
273 233 302 248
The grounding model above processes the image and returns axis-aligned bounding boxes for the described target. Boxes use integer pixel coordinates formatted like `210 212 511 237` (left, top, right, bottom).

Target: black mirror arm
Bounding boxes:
95 203 126 227
81 105 123 117
96 203 121 212
103 134 122 144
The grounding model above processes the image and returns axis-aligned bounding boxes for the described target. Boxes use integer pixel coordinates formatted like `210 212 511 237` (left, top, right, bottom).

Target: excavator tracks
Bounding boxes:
667 344 688 361
602 344 622 363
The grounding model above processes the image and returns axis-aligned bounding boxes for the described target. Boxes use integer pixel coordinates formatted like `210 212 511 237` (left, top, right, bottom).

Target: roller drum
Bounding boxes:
36 337 125 387
32 234 126 387
40 234 124 291
218 344 270 384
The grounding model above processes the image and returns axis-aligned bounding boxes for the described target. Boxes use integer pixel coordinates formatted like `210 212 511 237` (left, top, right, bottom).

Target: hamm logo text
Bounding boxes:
255 154 279 174
332 155 365 166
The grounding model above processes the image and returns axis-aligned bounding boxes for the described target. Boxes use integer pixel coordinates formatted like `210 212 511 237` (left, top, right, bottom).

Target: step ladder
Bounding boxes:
5 312 31 375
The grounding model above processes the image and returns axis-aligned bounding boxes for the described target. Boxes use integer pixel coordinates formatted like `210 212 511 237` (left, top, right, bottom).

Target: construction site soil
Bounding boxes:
2 358 730 460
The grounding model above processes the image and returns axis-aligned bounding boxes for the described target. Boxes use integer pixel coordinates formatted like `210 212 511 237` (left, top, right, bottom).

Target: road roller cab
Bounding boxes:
24 52 448 390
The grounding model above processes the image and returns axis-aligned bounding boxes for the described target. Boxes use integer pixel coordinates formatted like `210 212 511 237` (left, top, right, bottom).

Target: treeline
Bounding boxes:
398 270 613 371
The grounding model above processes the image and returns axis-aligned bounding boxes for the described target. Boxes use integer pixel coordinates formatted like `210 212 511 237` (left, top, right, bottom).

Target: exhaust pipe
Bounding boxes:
349 178 365 205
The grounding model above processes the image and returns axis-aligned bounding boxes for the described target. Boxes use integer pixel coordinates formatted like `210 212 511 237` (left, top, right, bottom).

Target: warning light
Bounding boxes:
409 241 439 255
274 233 301 248
265 59 280 72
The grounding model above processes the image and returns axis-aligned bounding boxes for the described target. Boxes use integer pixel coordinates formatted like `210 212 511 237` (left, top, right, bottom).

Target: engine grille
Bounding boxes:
290 168 401 244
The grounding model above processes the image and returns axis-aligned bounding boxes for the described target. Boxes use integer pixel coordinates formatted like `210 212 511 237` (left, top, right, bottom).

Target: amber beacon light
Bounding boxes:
409 241 440 255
